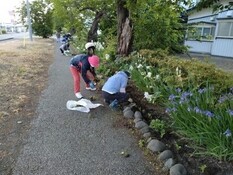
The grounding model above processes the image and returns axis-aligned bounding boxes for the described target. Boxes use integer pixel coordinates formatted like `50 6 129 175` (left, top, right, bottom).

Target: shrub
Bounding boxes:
1 29 7 34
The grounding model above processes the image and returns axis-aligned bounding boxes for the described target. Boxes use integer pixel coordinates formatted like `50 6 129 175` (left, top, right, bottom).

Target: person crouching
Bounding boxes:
102 71 130 109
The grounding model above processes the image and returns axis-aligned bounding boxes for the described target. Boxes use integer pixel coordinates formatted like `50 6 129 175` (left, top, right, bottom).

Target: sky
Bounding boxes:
0 0 23 23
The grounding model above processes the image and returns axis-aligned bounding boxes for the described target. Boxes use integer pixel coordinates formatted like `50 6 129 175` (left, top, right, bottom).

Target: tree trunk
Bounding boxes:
117 0 133 56
87 11 104 42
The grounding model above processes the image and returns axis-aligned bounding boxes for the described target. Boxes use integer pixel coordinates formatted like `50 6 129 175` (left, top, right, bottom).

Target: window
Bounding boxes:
217 21 233 37
187 25 215 41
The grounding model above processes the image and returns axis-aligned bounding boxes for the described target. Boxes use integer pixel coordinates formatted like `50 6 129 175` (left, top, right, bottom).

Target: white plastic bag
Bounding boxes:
66 99 103 113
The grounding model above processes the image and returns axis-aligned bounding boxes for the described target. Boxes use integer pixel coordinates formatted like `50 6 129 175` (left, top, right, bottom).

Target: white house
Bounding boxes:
185 0 233 58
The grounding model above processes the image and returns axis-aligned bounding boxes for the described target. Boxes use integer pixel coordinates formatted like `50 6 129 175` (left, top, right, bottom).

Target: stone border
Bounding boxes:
122 105 187 175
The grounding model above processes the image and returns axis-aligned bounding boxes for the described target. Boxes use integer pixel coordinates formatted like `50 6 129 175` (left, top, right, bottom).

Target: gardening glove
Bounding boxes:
89 81 95 89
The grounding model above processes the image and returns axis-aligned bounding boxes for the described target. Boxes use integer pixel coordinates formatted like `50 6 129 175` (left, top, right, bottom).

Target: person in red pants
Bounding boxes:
69 42 100 99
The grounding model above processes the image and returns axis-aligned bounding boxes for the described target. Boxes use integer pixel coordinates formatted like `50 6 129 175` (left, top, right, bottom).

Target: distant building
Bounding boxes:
0 10 26 33
185 0 233 58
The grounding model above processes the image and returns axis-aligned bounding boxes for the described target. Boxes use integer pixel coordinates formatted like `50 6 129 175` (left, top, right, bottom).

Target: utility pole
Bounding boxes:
26 0 33 41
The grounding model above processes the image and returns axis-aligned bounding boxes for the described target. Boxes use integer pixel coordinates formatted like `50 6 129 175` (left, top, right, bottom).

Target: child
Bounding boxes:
56 31 61 43
60 42 70 55
61 33 72 43
102 71 130 108
69 42 100 99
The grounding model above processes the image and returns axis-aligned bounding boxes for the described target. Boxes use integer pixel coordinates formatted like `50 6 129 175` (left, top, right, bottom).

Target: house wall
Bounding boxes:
211 39 233 57
185 40 212 53
188 8 214 22
185 0 233 58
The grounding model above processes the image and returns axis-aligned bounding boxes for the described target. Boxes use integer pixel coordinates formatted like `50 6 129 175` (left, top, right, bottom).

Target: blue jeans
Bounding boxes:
102 91 129 104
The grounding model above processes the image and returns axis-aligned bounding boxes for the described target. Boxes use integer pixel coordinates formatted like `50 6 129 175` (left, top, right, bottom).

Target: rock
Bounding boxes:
216 171 233 175
147 139 166 153
134 111 142 119
170 164 187 175
147 137 152 143
128 98 133 103
158 150 174 162
123 107 131 113
120 151 130 158
164 158 176 170
143 132 151 138
123 109 134 119
133 118 142 123
140 126 150 134
135 121 148 129
1 111 9 117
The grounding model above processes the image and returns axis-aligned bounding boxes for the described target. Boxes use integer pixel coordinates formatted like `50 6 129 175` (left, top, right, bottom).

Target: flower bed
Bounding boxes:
98 49 233 174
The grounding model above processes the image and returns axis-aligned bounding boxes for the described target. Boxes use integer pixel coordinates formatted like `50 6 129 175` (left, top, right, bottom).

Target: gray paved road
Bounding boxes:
12 42 156 175
0 32 29 41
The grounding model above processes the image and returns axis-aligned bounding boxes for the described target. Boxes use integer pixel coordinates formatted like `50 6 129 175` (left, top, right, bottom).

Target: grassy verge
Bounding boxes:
0 38 54 174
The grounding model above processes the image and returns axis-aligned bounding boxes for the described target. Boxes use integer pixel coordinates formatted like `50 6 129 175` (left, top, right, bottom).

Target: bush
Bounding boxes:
1 29 7 34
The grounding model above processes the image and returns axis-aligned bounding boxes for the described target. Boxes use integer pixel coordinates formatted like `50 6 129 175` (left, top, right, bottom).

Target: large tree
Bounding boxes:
116 0 133 56
17 0 53 38
51 0 113 42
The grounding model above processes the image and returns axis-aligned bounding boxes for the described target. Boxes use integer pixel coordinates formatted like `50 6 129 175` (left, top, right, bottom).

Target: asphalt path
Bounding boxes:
12 42 156 175
0 32 28 41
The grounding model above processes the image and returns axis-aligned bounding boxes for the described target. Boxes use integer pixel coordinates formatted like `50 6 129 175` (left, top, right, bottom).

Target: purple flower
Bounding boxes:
194 107 202 113
203 110 214 118
180 97 187 103
198 88 206 94
180 91 193 102
223 129 232 137
176 88 181 93
230 87 233 92
165 108 171 113
218 96 226 103
227 109 233 116
182 91 192 97
187 106 192 112
165 107 177 113
179 99 187 104
172 107 177 112
169 94 176 101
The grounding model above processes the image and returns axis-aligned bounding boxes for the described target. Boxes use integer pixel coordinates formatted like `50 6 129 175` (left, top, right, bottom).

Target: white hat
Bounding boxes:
85 42 95 49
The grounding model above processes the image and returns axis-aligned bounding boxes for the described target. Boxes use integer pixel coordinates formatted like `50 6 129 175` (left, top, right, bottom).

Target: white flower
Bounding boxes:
176 67 182 76
146 66 151 69
137 64 143 69
155 75 160 80
144 92 153 101
105 54 110 60
129 65 134 71
147 72 152 78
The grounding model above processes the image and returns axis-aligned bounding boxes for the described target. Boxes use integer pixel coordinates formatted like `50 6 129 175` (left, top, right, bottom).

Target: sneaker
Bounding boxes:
90 87 96 91
75 92 83 99
86 86 96 91
109 99 118 109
